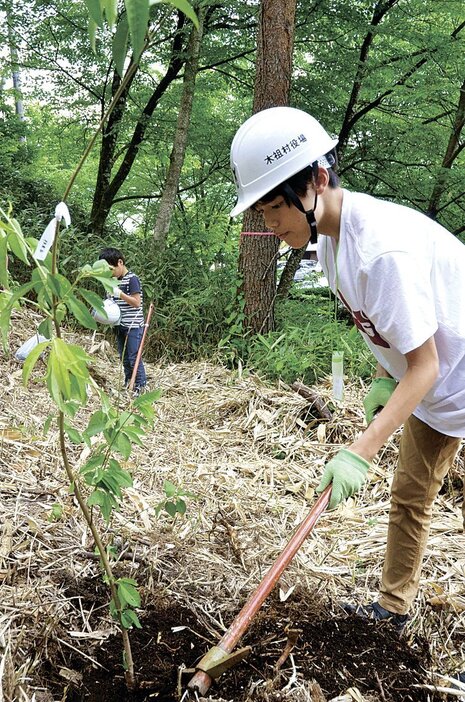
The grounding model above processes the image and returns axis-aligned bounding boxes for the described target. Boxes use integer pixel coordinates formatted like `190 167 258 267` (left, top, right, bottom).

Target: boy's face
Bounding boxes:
254 194 313 249
109 258 125 278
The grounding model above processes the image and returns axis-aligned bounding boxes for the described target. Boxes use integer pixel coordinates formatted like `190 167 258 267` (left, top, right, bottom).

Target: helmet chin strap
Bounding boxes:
282 161 319 245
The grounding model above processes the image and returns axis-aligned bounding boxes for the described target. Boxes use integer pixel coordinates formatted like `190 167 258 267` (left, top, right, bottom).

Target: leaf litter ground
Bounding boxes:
1 310 464 702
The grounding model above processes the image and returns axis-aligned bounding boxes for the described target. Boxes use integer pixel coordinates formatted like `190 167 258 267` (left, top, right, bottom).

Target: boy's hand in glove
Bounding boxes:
316 448 370 509
112 286 122 299
363 377 397 424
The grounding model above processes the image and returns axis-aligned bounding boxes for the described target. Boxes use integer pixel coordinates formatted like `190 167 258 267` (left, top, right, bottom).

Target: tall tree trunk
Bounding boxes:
89 13 187 235
276 244 306 298
427 77 465 220
238 0 296 334
4 0 26 140
153 7 206 248
90 65 138 232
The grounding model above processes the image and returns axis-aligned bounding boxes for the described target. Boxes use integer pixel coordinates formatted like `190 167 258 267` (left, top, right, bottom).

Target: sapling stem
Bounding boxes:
57 412 136 689
42 31 156 692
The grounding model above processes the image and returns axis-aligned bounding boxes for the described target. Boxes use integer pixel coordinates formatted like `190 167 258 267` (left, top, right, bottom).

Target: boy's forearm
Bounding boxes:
118 291 141 308
350 338 439 461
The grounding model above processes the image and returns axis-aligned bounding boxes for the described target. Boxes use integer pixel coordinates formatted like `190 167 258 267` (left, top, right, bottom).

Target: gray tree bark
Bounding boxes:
4 0 26 140
153 8 206 248
276 245 306 299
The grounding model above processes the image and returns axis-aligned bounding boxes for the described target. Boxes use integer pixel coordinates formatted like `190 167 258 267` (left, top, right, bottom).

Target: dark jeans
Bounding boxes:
115 325 146 389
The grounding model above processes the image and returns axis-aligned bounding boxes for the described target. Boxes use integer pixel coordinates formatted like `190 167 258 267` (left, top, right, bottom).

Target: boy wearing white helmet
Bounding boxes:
99 247 147 394
230 106 465 632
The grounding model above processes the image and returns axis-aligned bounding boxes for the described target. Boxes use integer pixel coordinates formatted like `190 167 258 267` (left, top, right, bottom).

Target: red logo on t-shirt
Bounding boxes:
338 291 390 348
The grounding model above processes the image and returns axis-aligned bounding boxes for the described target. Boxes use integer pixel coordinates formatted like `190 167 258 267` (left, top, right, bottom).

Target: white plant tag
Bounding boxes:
332 350 344 401
35 201 71 261
15 333 49 361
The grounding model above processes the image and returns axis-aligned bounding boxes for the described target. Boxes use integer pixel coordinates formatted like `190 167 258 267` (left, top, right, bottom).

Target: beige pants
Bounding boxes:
379 415 462 615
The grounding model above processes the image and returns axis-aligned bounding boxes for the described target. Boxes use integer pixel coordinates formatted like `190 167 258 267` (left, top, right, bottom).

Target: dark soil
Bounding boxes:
43 587 434 702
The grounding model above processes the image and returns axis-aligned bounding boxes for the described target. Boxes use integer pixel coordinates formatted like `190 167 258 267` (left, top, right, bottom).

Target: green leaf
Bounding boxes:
119 425 144 446
111 462 133 488
48 503 63 522
150 0 198 28
117 580 141 608
124 0 149 61
90 274 119 293
88 18 98 52
43 414 54 436
99 472 123 497
78 287 107 312
120 609 142 629
163 480 177 498
133 388 162 406
55 303 67 325
175 498 186 515
38 318 53 339
92 259 112 275
164 501 177 517
47 273 72 299
103 0 118 27
5 281 36 308
112 12 129 76
45 339 91 411
109 598 118 620
114 431 132 459
0 236 9 288
67 294 98 330
22 340 50 386
85 0 103 26
80 453 106 481
100 391 112 415
7 231 29 265
63 399 80 418
64 424 83 444
37 286 53 311
85 410 108 437
178 487 196 498
0 282 39 350
120 576 138 586
132 388 161 420
87 489 117 522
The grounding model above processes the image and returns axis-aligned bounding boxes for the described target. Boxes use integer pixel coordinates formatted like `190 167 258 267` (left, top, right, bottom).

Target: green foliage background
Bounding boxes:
1 0 464 386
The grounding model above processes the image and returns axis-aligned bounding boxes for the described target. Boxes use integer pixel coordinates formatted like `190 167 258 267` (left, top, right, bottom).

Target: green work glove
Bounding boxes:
316 448 370 509
363 377 397 424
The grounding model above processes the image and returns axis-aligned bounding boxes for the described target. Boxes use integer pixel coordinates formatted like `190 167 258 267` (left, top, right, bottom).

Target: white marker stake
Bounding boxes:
35 202 71 261
332 350 344 401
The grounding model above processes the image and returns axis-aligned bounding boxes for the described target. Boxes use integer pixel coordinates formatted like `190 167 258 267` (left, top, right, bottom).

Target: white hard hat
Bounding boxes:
92 298 121 326
230 107 338 217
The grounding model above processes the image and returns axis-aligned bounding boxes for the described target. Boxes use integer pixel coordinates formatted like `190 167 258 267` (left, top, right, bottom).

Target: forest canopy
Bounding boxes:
1 0 464 373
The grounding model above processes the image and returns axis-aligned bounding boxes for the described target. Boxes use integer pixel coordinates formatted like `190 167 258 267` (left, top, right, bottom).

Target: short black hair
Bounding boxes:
99 247 125 266
256 149 340 207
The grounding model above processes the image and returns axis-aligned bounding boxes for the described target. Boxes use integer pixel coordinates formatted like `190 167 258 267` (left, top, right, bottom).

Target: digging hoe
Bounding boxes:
186 484 332 696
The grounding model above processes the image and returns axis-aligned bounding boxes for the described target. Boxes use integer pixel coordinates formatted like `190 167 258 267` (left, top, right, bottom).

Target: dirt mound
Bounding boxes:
47 590 430 702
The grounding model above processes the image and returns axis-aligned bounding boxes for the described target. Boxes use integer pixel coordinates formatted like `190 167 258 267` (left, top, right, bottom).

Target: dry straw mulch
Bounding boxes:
0 309 464 702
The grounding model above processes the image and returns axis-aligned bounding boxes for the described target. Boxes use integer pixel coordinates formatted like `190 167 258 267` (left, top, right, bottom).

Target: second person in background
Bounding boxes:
99 247 147 395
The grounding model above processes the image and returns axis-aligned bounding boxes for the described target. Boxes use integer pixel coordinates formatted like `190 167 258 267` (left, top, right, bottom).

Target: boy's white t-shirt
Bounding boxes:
318 189 465 438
